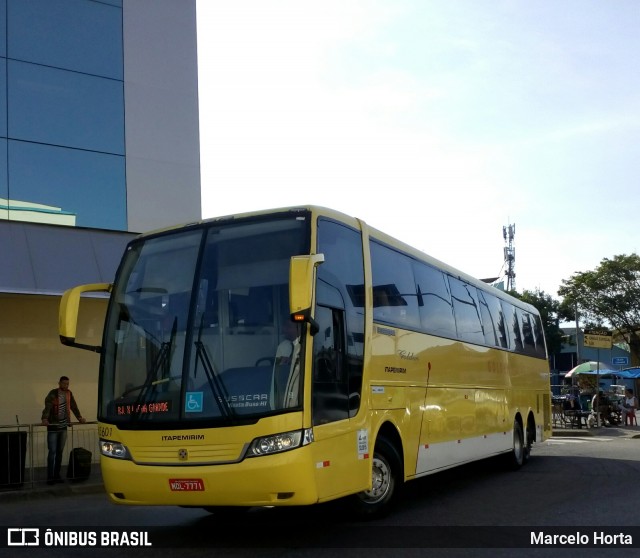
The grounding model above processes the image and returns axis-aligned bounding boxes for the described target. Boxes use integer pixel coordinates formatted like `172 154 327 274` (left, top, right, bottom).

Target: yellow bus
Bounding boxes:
59 206 551 517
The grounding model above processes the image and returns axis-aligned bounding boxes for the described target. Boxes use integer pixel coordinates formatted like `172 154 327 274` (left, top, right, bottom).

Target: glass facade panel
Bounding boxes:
0 0 6 58
8 61 124 154
7 0 123 79
0 58 6 137
0 140 7 208
9 141 126 230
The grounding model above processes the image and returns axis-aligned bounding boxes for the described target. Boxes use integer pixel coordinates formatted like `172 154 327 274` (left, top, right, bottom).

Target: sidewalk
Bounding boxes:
552 420 640 438
0 465 105 503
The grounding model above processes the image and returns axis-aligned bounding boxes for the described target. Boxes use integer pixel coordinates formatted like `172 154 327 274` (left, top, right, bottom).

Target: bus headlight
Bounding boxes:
100 440 131 460
247 428 314 457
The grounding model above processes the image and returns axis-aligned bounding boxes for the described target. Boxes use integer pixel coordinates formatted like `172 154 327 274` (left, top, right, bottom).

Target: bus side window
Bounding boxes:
370 241 420 329
532 313 547 358
518 308 536 356
502 301 522 352
479 291 509 349
477 290 499 347
448 276 484 345
413 262 456 338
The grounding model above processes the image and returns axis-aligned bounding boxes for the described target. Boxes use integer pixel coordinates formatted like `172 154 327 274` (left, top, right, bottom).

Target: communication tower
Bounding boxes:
503 223 516 291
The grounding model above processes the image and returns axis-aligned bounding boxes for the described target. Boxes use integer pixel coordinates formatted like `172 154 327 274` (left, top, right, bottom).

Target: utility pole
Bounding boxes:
503 223 516 291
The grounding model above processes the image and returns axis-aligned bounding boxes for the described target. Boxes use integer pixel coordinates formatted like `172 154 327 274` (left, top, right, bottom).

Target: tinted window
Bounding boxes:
532 313 547 358
517 308 536 355
370 241 420 329
502 301 522 352
448 277 484 344
482 291 509 349
317 219 365 417
413 262 456 337
478 290 499 347
312 305 349 425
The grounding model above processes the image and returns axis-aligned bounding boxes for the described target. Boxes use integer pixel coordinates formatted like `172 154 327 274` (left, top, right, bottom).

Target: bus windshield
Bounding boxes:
100 215 310 427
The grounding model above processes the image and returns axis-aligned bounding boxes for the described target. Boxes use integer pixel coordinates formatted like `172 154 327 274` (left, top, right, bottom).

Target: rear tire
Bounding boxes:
349 437 402 519
506 421 525 470
523 420 535 463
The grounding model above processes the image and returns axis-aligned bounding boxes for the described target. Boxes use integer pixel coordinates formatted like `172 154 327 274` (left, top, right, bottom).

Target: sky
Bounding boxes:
195 0 640 299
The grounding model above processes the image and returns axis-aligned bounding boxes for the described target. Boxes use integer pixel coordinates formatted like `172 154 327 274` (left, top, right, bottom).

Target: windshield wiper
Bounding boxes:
129 317 177 417
194 316 235 420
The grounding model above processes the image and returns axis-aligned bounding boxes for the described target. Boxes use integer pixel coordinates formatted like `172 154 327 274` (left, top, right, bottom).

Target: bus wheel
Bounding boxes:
523 421 535 463
349 438 402 519
506 421 525 470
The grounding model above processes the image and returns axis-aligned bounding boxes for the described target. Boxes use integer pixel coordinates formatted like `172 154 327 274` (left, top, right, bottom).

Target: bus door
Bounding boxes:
309 304 369 500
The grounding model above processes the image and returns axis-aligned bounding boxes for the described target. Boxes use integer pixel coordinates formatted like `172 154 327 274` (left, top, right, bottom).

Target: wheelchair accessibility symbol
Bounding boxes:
185 392 203 413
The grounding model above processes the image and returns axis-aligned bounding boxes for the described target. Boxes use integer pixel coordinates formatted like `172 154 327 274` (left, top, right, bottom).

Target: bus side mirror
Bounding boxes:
289 254 324 335
59 283 112 352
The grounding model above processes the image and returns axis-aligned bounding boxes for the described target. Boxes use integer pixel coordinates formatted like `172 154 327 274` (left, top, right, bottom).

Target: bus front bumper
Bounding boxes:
101 447 319 507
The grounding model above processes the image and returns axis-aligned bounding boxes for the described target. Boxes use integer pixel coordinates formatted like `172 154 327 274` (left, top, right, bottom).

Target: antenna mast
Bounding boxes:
502 223 516 291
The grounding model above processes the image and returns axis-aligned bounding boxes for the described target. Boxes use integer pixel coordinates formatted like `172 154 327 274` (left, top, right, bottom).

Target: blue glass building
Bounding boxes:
0 0 201 428
0 0 201 232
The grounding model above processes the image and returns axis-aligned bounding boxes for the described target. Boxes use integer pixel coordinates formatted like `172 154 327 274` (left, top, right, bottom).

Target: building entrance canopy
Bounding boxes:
0 221 134 295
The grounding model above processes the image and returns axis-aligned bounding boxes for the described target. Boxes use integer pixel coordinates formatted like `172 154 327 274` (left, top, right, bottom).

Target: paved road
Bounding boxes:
2 430 639 557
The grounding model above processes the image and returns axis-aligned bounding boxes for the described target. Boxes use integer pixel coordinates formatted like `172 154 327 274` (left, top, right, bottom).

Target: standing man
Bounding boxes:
41 376 86 484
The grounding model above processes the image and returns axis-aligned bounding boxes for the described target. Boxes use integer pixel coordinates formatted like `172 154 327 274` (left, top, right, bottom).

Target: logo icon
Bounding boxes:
7 528 40 546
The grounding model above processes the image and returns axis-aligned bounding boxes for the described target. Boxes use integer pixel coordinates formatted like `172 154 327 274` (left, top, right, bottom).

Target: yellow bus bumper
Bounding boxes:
101 446 319 507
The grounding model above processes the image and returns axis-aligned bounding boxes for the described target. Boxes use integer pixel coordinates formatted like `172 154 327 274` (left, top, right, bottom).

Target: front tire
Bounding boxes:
349 437 402 519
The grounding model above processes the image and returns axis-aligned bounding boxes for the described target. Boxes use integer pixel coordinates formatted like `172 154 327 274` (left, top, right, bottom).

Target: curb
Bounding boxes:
552 425 640 438
552 429 594 437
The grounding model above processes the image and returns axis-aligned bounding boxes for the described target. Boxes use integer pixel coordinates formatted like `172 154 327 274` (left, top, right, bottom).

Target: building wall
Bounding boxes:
123 0 201 233
0 294 106 425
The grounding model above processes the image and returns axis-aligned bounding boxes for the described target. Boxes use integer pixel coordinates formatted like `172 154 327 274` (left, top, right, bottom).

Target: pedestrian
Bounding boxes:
41 376 86 484
591 390 611 426
619 388 637 424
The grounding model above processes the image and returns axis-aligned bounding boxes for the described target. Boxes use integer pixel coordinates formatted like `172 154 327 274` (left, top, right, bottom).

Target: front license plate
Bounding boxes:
169 479 204 491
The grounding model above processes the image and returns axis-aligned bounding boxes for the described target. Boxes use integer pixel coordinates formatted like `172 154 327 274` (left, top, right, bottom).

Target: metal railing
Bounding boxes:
0 422 100 491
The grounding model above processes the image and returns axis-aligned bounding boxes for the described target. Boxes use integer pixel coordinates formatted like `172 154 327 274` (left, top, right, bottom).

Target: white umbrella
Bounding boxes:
565 361 611 378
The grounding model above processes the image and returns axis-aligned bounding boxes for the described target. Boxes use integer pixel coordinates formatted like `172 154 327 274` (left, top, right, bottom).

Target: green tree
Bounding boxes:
558 253 640 365
509 288 563 358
